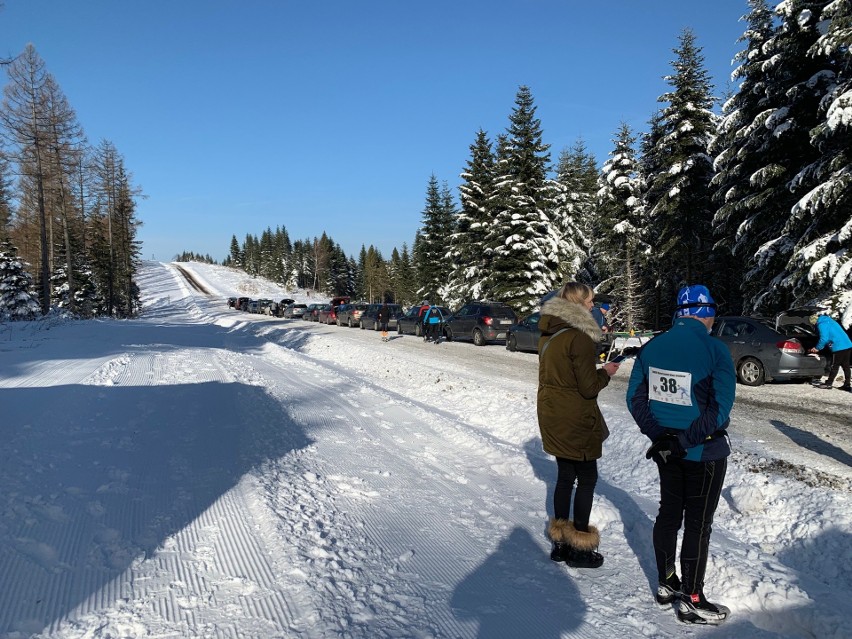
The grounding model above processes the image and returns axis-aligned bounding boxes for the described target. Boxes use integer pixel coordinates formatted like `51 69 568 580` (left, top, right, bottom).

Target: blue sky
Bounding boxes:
1 0 751 263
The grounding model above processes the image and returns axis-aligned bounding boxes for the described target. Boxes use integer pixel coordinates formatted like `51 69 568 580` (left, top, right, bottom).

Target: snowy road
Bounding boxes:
0 261 848 638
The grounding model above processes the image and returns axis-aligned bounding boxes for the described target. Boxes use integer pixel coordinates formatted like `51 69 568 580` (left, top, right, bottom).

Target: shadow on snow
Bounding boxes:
0 380 314 636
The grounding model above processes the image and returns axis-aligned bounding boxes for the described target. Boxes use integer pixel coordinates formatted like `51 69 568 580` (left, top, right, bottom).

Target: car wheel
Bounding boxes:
507 334 517 352
737 357 765 386
336 318 341 327
373 321 378 331
444 327 454 342
415 324 422 337
360 320 365 329
473 329 486 346
397 324 403 335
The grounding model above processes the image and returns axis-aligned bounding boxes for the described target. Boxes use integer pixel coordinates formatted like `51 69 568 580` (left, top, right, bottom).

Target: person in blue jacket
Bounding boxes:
626 284 735 626
809 314 852 390
422 305 444 344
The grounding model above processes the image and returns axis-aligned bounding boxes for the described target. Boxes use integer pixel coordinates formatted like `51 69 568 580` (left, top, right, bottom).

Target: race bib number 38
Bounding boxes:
648 367 693 406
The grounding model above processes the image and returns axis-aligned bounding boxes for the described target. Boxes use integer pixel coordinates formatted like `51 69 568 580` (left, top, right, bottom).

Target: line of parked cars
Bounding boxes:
228 296 307 318
230 293 831 387
504 306 830 387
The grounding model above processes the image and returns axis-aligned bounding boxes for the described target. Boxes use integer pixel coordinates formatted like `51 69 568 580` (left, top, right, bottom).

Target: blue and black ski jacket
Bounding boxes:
814 315 852 352
626 317 736 462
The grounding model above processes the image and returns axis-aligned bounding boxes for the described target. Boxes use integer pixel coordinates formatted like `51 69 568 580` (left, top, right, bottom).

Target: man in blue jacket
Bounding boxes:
626 284 735 625
809 314 852 390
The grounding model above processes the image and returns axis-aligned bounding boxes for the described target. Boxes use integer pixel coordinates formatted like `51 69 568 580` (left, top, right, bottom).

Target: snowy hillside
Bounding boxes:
0 260 849 639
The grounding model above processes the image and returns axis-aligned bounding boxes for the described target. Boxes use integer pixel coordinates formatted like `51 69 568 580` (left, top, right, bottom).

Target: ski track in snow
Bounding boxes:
0 261 848 638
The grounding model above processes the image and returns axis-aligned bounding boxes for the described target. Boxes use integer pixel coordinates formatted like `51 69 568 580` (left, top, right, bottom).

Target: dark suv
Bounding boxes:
444 301 518 346
360 303 404 330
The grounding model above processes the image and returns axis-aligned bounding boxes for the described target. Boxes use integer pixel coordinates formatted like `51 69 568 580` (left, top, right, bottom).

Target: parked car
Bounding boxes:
710 315 826 386
236 297 250 311
247 300 259 314
227 297 238 308
444 301 518 346
506 312 541 353
336 302 369 327
282 303 308 319
397 305 450 336
360 303 404 330
303 303 323 321
258 299 275 316
317 304 337 324
276 298 295 317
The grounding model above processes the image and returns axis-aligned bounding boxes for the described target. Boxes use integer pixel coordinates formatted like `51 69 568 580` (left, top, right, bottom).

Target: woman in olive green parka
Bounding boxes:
538 282 620 568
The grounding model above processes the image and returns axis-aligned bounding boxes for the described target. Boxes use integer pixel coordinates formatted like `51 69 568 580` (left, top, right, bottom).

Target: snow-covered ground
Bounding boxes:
0 260 849 639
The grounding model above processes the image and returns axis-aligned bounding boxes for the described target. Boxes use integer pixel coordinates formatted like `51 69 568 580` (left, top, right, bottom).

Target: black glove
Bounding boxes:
645 434 685 464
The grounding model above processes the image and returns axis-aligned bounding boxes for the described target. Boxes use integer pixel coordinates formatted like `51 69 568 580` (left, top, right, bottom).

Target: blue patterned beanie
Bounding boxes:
675 285 716 318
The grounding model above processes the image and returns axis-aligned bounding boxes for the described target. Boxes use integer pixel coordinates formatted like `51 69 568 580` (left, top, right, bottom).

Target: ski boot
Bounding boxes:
656 574 681 605
677 592 730 625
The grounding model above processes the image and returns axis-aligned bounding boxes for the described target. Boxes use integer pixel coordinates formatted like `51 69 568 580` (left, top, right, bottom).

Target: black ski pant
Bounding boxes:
653 456 726 595
826 348 851 386
554 457 597 532
426 322 441 342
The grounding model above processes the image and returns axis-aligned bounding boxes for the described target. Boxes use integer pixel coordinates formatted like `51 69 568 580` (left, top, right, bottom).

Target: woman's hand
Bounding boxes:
602 362 620 377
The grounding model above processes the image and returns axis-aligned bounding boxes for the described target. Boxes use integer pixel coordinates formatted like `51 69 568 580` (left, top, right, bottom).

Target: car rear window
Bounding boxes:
487 306 516 319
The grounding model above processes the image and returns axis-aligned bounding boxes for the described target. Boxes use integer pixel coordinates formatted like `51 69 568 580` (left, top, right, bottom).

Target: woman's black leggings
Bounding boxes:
554 457 598 532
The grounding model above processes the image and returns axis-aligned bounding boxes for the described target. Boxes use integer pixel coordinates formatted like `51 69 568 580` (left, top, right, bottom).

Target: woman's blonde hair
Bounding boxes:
558 282 594 305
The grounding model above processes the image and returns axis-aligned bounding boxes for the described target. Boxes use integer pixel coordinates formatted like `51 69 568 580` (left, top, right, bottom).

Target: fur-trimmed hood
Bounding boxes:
539 296 603 343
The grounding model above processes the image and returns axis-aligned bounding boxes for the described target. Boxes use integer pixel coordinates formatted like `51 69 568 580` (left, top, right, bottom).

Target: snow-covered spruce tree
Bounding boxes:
437 182 458 302
70 257 102 318
643 30 718 325
740 0 832 313
0 238 41 320
242 234 259 275
447 129 496 307
321 239 348 297
228 235 242 268
637 111 668 328
258 228 274 280
709 0 777 316
484 86 560 314
275 226 294 288
414 174 456 304
773 0 852 320
390 243 417 306
596 123 650 331
356 245 368 300
346 254 359 299
291 238 313 290
552 140 594 287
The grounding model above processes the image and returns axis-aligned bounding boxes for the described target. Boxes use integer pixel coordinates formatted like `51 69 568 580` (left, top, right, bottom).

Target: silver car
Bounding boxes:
711 315 827 386
282 303 308 319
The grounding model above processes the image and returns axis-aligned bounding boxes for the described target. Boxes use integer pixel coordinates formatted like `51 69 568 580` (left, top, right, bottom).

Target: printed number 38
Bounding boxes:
660 377 678 393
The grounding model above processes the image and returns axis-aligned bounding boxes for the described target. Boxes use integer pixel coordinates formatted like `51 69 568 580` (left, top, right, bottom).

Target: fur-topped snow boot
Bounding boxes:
548 518 572 562
564 521 604 568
